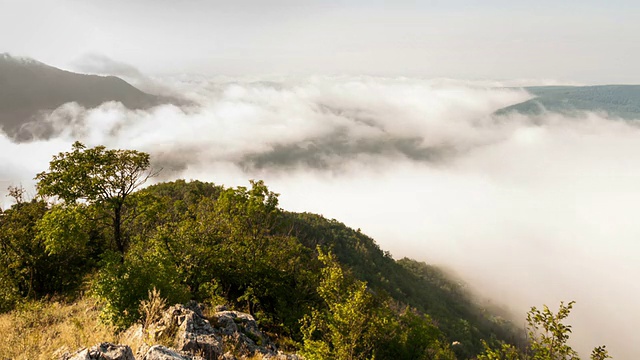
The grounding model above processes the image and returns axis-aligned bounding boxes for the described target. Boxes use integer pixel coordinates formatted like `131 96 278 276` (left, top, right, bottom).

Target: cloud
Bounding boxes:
0 76 637 358
72 53 144 78
70 53 181 98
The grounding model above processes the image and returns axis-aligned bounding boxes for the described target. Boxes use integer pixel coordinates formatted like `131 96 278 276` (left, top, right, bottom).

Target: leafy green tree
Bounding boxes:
0 193 88 310
92 247 189 329
301 249 390 360
35 204 91 256
35 141 154 254
0 198 47 307
478 301 612 360
527 301 579 360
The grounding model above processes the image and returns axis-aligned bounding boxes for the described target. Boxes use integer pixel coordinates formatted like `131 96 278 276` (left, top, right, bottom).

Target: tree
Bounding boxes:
35 141 154 255
0 198 48 307
478 301 612 360
0 186 94 311
301 249 390 360
527 301 579 360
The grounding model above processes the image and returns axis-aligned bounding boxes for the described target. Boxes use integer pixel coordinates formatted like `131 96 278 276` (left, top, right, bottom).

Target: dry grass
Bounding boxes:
139 287 166 330
0 297 145 359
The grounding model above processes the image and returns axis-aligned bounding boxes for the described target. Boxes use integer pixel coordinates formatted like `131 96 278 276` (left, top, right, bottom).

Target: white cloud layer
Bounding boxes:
1 77 638 357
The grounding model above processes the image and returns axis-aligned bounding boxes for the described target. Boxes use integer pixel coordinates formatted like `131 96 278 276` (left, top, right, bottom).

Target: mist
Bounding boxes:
1 76 638 358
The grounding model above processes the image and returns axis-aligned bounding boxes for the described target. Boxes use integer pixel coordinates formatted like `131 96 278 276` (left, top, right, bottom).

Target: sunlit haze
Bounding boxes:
1 0 639 358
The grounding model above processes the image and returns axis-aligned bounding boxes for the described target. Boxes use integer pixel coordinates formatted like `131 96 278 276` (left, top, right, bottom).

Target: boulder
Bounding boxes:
62 342 135 360
157 302 224 358
142 345 204 360
210 310 276 357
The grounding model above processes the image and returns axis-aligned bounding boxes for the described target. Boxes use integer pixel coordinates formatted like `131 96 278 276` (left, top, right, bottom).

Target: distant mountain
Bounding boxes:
495 85 640 119
0 53 178 140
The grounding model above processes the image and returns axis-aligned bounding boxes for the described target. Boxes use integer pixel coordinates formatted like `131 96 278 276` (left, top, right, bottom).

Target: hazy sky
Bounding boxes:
2 0 639 82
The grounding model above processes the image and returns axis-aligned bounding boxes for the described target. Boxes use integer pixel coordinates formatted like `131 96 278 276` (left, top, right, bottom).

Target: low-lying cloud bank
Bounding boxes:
1 77 638 358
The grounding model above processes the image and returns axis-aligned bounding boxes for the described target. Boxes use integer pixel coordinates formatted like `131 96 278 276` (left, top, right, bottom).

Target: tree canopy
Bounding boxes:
35 141 154 254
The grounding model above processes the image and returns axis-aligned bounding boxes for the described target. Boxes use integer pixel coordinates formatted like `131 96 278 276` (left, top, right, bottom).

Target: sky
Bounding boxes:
2 0 640 83
2 0 640 357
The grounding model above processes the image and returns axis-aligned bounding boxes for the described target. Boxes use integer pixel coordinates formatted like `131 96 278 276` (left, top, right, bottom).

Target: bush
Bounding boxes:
92 250 188 329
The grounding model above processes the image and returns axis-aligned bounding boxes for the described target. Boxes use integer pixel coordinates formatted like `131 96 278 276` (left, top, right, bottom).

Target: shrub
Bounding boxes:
92 250 188 329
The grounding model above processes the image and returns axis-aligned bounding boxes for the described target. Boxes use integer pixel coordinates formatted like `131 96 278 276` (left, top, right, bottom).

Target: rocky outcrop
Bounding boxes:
60 302 301 360
159 302 224 358
210 309 276 357
61 342 135 360
142 345 203 360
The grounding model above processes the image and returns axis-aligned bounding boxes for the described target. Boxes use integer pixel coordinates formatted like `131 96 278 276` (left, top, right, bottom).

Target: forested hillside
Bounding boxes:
494 85 640 119
0 143 611 359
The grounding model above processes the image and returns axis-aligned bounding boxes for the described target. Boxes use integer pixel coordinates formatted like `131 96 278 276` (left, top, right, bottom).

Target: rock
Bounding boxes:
61 342 135 360
210 310 276 357
82 302 303 360
142 345 204 360
159 302 224 358
264 353 304 360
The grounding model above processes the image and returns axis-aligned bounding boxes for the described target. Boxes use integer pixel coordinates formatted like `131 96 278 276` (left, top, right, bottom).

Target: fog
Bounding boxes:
1 77 638 357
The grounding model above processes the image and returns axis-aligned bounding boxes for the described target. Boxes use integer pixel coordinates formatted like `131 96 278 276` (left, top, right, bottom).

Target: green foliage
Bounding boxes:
381 308 456 360
478 301 612 360
35 204 90 256
478 340 521 360
132 180 319 337
527 301 579 360
286 211 519 357
0 200 46 309
0 198 88 311
35 141 152 205
301 249 458 360
36 141 153 254
92 249 189 329
590 346 612 360
301 249 387 360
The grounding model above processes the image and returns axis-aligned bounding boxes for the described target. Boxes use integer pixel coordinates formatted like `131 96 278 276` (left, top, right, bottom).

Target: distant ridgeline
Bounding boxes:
0 53 180 141
495 85 640 119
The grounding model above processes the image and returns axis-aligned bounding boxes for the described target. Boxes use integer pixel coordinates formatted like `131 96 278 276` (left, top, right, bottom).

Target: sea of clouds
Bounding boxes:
1 75 638 358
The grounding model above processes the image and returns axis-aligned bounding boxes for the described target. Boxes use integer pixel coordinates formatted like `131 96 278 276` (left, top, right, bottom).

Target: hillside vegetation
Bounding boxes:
0 143 611 359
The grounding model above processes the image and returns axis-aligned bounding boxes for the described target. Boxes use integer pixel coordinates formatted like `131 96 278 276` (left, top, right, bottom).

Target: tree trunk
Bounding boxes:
114 205 124 255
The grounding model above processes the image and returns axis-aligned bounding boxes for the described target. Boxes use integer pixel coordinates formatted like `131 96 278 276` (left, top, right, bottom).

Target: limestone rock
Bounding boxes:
62 342 135 360
209 310 276 357
142 345 204 360
62 302 303 360
157 302 223 358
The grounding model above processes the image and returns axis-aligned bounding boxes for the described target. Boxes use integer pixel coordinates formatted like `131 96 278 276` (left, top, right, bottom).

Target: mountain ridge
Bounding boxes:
0 53 179 140
494 84 640 119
